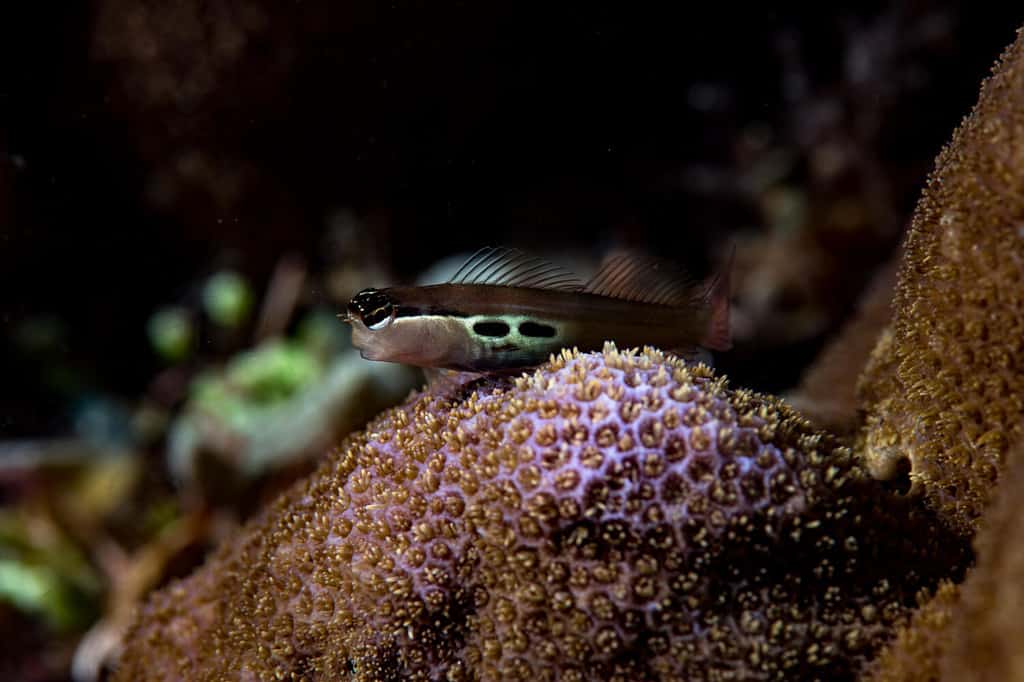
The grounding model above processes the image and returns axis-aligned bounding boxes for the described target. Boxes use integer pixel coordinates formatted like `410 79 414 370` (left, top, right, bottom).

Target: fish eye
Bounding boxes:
349 288 395 331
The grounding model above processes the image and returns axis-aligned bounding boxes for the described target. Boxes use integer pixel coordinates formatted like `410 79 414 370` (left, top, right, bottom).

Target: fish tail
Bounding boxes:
700 244 733 352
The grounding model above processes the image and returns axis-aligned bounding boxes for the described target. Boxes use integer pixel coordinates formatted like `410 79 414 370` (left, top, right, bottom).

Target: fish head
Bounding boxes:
346 288 399 360
347 288 396 331
344 288 462 366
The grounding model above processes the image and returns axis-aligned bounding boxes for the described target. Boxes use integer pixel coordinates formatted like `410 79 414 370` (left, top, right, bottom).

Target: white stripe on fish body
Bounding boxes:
352 311 567 369
344 245 732 371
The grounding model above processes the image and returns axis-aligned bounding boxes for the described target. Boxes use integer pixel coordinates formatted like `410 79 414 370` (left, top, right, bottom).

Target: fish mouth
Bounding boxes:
350 329 387 360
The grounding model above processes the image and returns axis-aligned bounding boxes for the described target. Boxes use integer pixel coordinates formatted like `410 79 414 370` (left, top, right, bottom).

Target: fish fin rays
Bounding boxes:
449 246 733 352
583 249 704 307
700 245 733 351
422 367 478 386
449 247 584 291
586 246 733 351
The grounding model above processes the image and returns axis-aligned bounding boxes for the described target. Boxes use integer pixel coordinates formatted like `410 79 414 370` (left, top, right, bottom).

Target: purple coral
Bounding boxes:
115 346 965 681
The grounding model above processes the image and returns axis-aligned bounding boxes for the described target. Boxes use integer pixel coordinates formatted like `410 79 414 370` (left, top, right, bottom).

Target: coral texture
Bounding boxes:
860 581 958 682
865 438 1024 682
859 27 1024 532
115 346 965 681
939 437 1024 682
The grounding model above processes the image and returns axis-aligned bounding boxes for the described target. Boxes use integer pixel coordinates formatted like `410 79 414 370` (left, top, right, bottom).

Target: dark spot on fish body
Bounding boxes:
518 321 557 338
473 320 511 337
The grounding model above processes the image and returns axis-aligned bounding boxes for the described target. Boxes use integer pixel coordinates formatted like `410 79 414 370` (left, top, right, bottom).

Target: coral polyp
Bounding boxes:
114 346 965 681
866 439 1024 682
860 27 1024 533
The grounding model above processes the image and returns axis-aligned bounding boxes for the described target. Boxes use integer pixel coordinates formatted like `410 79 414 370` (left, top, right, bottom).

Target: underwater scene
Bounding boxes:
5 2 1024 680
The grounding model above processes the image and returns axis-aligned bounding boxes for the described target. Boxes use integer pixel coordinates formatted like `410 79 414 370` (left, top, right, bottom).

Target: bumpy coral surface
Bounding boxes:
866 438 1024 682
861 581 959 682
939 437 1024 682
115 346 964 681
860 27 1024 532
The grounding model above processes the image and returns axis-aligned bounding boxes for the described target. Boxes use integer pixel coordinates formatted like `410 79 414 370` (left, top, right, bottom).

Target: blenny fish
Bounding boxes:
342 247 731 372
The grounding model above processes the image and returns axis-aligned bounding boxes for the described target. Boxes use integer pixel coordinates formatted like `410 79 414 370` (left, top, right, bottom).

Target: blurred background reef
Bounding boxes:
3 1 1024 679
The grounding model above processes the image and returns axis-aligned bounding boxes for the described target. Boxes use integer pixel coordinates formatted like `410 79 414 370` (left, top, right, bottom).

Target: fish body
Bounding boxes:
345 247 731 372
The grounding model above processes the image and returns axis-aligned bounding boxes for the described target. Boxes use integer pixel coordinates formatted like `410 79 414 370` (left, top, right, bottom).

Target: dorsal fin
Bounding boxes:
583 250 706 307
448 247 584 291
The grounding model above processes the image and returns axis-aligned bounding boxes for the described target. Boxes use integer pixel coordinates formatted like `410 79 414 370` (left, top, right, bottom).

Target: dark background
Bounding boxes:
4 1 1023 438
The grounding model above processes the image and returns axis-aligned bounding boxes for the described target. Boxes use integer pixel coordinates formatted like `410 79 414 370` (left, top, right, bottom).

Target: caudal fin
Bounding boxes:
701 245 733 352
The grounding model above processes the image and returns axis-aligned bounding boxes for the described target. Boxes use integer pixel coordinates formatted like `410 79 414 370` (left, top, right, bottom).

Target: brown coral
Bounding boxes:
860 581 959 682
939 435 1024 682
115 346 965 681
865 436 1024 682
859 26 1024 532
